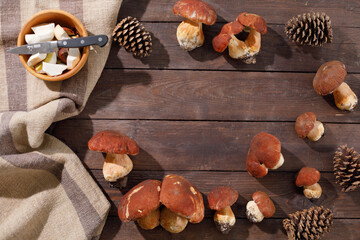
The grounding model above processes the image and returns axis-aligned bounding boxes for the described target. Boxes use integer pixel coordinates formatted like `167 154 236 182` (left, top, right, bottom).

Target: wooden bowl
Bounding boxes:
18 9 89 81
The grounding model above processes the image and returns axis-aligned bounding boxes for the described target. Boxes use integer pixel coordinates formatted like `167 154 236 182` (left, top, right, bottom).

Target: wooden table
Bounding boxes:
52 0 360 239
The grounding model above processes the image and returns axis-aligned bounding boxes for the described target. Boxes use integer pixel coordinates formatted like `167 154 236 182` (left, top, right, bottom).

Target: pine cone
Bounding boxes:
112 16 152 58
333 145 360 192
283 206 333 240
285 12 333 47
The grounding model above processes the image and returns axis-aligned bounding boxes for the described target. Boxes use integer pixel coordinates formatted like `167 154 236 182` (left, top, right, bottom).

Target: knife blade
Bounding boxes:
7 34 108 54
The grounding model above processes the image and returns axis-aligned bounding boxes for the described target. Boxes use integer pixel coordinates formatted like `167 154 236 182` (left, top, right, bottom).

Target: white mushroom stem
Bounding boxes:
103 153 133 182
176 19 204 51
246 200 264 223
228 36 248 59
137 208 160 230
333 82 358 111
228 28 261 64
245 28 261 55
271 153 284 170
303 182 322 199
160 207 188 233
307 121 324 141
214 205 236 234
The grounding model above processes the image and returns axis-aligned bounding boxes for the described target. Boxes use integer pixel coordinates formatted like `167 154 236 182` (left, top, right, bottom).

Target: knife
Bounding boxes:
7 34 108 54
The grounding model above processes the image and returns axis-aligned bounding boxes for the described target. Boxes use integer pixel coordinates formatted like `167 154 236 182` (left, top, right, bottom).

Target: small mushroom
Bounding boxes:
296 167 322 199
246 132 284 178
88 130 139 187
212 12 267 64
207 186 238 234
246 191 275 223
313 61 357 111
118 179 161 230
173 0 216 51
295 112 324 141
160 174 204 233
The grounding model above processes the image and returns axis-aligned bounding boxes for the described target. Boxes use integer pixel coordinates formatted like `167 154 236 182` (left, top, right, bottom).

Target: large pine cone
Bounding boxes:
283 206 333 240
333 145 360 192
112 16 152 58
285 12 333 47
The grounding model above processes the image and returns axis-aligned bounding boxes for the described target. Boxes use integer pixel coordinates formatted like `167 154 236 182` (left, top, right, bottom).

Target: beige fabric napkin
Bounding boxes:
0 0 122 239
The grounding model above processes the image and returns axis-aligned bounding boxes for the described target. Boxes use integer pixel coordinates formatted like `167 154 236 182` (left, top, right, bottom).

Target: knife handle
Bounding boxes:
57 35 108 48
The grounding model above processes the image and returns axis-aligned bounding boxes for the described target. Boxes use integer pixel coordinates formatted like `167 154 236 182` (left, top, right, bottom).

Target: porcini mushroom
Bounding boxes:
212 12 267 64
212 21 246 58
295 112 324 141
88 130 139 187
118 179 161 230
173 0 216 51
207 186 238 234
313 61 357 111
246 191 275 223
160 174 204 233
296 167 322 199
246 132 284 178
236 12 267 64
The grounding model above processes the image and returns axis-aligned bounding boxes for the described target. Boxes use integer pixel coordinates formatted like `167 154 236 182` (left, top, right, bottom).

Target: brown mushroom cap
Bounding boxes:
237 12 267 34
313 61 347 95
118 179 161 222
88 130 139 155
252 191 275 218
207 186 239 210
296 167 321 187
160 174 204 223
246 132 282 178
173 0 217 25
295 112 316 138
212 21 244 52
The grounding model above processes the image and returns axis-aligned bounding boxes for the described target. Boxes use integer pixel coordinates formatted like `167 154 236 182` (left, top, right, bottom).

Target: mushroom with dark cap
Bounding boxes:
88 130 139 187
296 167 322 199
173 0 216 51
246 132 284 178
212 12 267 64
160 174 204 233
118 179 162 230
313 61 357 111
295 112 324 141
208 186 238 234
246 191 275 223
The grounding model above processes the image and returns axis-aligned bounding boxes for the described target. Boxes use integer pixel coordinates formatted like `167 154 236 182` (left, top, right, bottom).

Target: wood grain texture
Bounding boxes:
67 1 360 239
53 119 360 171
100 217 360 240
118 0 360 27
105 23 360 73
78 70 360 122
90 170 360 218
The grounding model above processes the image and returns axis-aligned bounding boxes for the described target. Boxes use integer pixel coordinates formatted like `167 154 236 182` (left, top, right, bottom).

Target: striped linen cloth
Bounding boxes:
0 0 122 239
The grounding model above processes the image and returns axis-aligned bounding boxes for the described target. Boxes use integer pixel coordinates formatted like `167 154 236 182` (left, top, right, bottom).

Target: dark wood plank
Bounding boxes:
105 23 360 72
91 170 360 218
79 70 360 122
118 0 360 27
101 217 360 240
53 120 360 171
